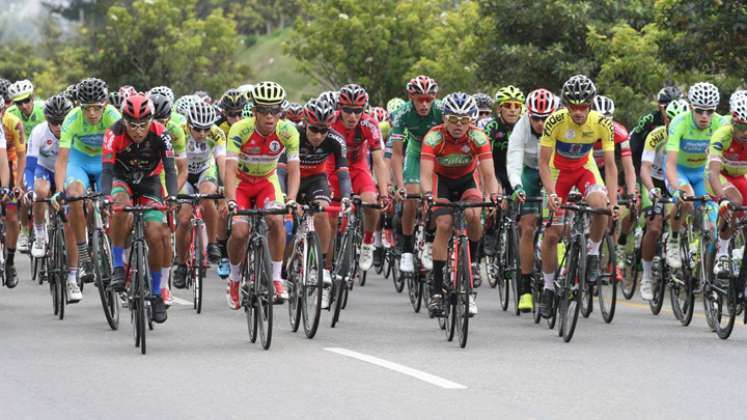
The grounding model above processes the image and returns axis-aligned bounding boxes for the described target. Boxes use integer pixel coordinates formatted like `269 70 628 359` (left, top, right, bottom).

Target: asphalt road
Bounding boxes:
1 257 746 420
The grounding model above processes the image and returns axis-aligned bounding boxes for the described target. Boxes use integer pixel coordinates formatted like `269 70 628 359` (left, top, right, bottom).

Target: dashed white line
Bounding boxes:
324 347 467 389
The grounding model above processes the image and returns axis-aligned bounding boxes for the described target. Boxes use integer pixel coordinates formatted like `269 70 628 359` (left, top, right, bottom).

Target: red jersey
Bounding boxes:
102 119 174 180
420 124 492 179
330 112 383 166
593 120 631 168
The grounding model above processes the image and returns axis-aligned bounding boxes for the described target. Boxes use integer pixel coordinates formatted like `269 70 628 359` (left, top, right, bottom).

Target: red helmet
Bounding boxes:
303 98 335 127
122 94 154 120
285 102 304 123
338 84 369 107
407 75 438 96
368 107 388 123
526 88 560 118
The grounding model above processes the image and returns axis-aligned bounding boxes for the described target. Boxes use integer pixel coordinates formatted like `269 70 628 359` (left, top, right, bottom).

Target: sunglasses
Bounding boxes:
81 103 105 112
445 115 473 125
254 106 283 115
125 118 151 130
190 125 211 133
478 110 492 117
694 108 715 115
48 119 64 127
14 97 32 105
308 125 329 134
501 102 522 110
568 103 592 112
342 106 364 115
530 115 548 122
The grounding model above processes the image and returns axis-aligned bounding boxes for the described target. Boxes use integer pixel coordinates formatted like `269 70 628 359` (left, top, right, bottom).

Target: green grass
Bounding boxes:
236 28 326 102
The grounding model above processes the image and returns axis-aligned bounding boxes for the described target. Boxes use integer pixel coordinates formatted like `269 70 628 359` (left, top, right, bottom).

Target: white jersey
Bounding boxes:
506 114 540 188
27 122 58 171
0 123 6 149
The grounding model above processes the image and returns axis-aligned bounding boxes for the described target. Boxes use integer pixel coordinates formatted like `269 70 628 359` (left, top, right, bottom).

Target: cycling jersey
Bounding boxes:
483 115 517 192
299 128 348 177
26 122 59 172
182 124 226 174
629 109 665 173
2 111 24 161
0 122 6 149
389 100 443 184
101 119 177 197
421 124 491 179
540 108 614 171
641 125 667 181
666 111 727 169
709 124 747 177
226 117 299 181
165 118 186 159
593 120 631 168
60 105 121 156
331 112 383 166
506 114 541 188
6 100 45 137
379 120 391 145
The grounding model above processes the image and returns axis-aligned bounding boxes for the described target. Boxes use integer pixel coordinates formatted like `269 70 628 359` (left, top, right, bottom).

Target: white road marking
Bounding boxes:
172 296 193 306
324 347 467 389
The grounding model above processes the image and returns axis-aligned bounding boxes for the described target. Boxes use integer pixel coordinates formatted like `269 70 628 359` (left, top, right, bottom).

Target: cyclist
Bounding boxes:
217 88 248 134
285 102 304 124
224 81 299 309
28 95 73 258
538 75 618 318
482 85 525 195
0 92 26 287
707 91 747 277
173 100 226 288
473 92 493 127
390 75 442 273
665 82 727 269
6 80 46 137
421 92 501 316
638 99 690 300
630 86 683 174
0 78 11 107
102 94 178 324
329 84 388 272
54 78 121 293
297 99 352 308
506 88 560 311
63 84 79 107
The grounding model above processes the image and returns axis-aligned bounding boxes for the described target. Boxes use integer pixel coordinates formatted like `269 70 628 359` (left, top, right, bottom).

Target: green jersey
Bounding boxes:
166 118 187 157
6 100 45 138
666 110 728 168
388 100 443 154
60 105 121 156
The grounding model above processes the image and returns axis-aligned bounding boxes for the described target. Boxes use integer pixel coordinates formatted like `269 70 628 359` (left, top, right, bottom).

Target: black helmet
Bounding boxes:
657 85 683 104
561 74 597 105
219 88 248 113
77 78 108 104
44 94 73 122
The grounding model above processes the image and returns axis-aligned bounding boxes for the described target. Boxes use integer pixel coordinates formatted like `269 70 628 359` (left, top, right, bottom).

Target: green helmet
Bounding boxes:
666 99 690 120
386 97 406 114
242 101 254 118
495 85 525 106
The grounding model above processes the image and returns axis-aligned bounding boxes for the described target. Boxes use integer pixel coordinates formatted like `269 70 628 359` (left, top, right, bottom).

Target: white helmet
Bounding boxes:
730 91 747 124
175 95 199 116
148 86 175 103
688 82 720 109
8 79 34 102
592 95 615 118
728 90 747 114
187 100 217 129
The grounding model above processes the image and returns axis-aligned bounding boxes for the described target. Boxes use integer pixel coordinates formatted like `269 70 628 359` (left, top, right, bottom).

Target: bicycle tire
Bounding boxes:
598 233 618 323
95 231 119 330
194 222 205 314
670 237 695 326
391 253 404 293
532 275 542 324
444 242 456 342
621 246 640 300
560 239 583 343
244 247 258 343
255 235 274 350
301 232 323 339
456 239 470 348
287 252 302 333
52 227 66 320
580 277 593 319
133 244 147 354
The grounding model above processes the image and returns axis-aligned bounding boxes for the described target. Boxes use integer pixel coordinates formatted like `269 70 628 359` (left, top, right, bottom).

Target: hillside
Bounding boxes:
236 28 326 102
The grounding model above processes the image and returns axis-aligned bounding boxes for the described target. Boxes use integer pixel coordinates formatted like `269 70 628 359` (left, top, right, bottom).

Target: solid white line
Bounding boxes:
171 296 192 306
324 347 467 389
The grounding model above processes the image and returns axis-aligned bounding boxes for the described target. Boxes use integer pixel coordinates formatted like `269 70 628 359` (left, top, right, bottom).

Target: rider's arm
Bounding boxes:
664 116 683 193
371 149 389 196
283 123 301 202
0 125 8 188
665 151 679 193
224 160 238 203
24 125 40 190
478 157 501 196
213 132 227 188
506 118 525 190
176 158 188 191
100 129 116 196
603 151 618 207
708 159 724 198
285 160 299 202
160 132 178 197
621 154 637 196
332 135 352 198
538 146 554 196
640 162 656 193
419 132 437 195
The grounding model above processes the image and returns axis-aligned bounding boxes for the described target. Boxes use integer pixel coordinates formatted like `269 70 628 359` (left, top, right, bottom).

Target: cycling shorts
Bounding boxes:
706 172 747 205
403 141 422 184
33 166 56 192
665 163 706 198
65 148 102 191
520 166 541 215
298 173 331 204
329 164 376 200
180 164 219 195
433 172 482 210
551 163 605 203
235 173 284 211
112 176 165 223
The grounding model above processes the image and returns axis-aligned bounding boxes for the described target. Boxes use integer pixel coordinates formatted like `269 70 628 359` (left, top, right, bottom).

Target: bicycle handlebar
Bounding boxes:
176 193 224 202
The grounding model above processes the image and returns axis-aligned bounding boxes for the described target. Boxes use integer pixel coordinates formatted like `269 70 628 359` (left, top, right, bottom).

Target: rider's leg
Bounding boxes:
431 212 453 296
64 181 86 276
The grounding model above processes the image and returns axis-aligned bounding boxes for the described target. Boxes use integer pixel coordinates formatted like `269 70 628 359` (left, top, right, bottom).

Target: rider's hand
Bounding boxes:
648 187 661 201
423 191 434 206
51 191 65 209
611 204 621 220
378 194 392 212
227 200 238 213
548 193 560 211
396 187 407 201
341 197 352 213
511 186 526 203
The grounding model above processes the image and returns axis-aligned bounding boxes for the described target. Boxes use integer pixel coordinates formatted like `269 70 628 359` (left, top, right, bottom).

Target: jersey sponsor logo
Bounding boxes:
269 140 281 153
565 129 576 139
436 154 473 167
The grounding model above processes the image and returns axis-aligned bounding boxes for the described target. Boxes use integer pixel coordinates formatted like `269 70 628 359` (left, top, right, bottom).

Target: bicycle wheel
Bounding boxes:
456 239 471 348
649 254 666 315
598 233 618 323
559 239 583 343
670 236 695 326
133 245 147 354
580 275 593 319
255 235 274 350
301 232 323 339
244 250 258 344
391 252 404 293
621 245 640 300
52 228 66 320
95 231 119 330
194 222 205 314
287 251 302 333
331 231 352 328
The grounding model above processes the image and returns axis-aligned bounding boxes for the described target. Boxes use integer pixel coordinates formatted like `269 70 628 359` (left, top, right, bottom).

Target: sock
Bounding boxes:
67 268 77 284
161 267 170 289
469 240 479 262
229 263 241 283
218 239 228 257
151 271 161 296
374 230 382 247
432 260 446 294
363 231 374 245
112 246 124 268
519 273 532 296
6 248 15 265
403 235 414 252
617 232 628 246
272 261 282 281
34 224 45 238
588 239 601 256
543 272 554 290
642 259 653 280
77 241 90 263
718 237 730 257
425 230 435 243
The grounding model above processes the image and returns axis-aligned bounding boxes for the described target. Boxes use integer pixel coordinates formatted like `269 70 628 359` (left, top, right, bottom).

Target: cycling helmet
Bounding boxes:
187 100 217 128
688 82 720 110
237 83 255 98
730 91 747 124
8 79 34 102
369 107 388 123
118 85 137 99
303 98 336 127
77 78 108 104
495 85 524 106
473 93 494 110
592 95 615 118
0 78 11 101
406 75 438 96
219 88 247 113
318 90 339 109
526 89 560 117
175 95 198 116
252 81 286 106
194 90 212 104
149 93 173 120
657 85 683 104
386 97 406 114
665 99 690 120
109 91 124 110
338 84 369 107
43 95 73 122
285 102 304 123
242 101 254 118
148 86 175 103
122 94 153 121
441 92 478 119
63 83 78 103
561 75 597 105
